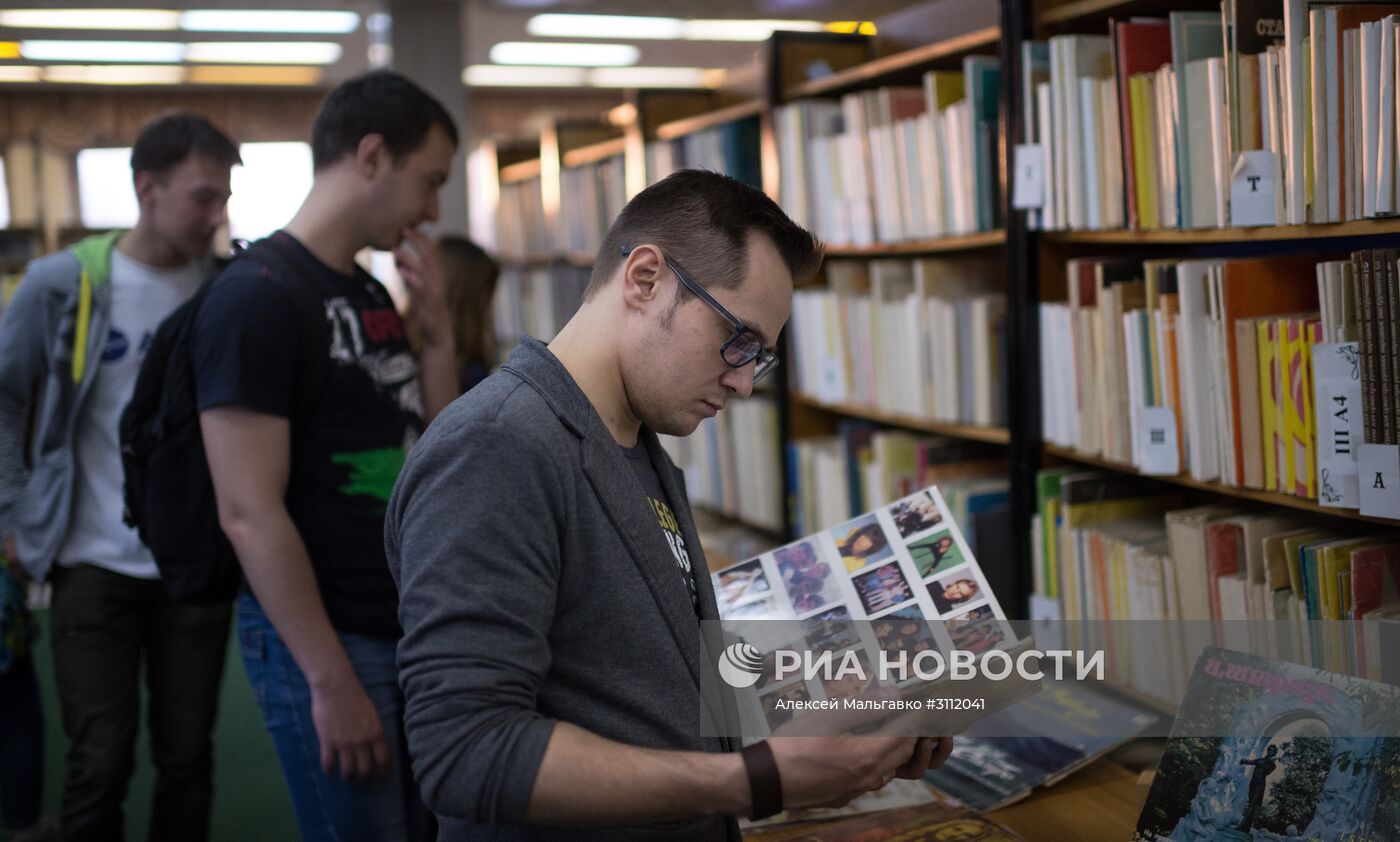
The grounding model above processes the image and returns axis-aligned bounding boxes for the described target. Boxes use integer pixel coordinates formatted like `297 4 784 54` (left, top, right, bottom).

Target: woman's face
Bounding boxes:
851 533 874 554
944 580 977 601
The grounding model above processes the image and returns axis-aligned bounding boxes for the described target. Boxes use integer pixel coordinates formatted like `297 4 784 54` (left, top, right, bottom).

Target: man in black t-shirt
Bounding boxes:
192 71 459 842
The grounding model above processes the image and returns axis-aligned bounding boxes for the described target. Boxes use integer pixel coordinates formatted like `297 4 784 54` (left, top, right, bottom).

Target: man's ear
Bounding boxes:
620 245 665 312
354 133 389 179
133 170 159 208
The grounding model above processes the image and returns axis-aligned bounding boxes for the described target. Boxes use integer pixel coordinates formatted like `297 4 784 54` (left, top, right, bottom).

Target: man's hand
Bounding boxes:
310 672 390 781
768 734 954 811
395 227 452 351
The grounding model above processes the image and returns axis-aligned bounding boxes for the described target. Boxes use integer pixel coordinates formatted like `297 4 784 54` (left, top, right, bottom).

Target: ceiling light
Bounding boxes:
489 41 638 67
0 65 42 82
43 64 183 84
187 65 323 85
184 41 342 64
527 14 681 40
21 39 184 62
607 103 637 126
0 9 179 30
180 10 360 34
827 21 878 36
463 64 588 87
679 19 824 41
588 66 718 88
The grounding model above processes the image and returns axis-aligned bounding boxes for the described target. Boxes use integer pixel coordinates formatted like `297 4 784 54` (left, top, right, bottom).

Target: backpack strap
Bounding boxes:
229 234 333 423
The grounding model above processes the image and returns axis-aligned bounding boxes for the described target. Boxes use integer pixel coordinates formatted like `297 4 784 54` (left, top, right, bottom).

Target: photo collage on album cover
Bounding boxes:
711 486 1017 723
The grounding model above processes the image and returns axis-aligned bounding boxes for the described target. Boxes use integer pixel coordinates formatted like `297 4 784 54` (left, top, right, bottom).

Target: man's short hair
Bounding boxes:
311 70 459 171
587 170 823 302
129 111 241 182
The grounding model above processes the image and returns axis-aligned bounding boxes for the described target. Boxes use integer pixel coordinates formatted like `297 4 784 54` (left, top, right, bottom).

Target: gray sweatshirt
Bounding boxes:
385 337 741 841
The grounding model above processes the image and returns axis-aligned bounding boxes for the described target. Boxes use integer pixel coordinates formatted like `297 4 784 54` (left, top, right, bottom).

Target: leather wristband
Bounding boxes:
740 740 783 820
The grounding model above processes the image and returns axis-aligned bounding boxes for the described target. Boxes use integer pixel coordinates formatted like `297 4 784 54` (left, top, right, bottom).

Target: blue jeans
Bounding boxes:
237 594 431 842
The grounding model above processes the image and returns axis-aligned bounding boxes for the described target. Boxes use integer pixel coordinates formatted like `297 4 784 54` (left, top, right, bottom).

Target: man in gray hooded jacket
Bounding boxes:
0 112 240 842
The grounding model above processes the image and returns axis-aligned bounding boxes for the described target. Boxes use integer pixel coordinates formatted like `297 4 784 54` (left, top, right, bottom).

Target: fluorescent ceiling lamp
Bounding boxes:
187 65 323 85
184 41 342 64
463 64 587 87
21 39 184 62
523 13 825 42
0 65 42 82
489 41 638 67
0 9 179 30
463 64 721 90
527 14 681 40
588 66 716 88
44 64 183 84
679 19 824 41
180 10 360 34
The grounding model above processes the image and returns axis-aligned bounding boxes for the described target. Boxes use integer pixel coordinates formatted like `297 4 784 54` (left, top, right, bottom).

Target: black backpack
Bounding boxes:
120 234 329 604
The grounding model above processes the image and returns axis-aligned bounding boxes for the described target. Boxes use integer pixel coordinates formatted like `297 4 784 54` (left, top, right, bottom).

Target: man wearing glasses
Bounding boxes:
385 170 951 840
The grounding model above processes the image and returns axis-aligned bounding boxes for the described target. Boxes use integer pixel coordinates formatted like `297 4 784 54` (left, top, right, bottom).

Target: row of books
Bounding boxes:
1038 251 1399 508
645 116 762 189
1026 4 1400 231
775 59 1001 248
491 264 588 348
496 176 548 258
790 258 1006 427
1034 468 1400 705
558 154 627 257
659 396 784 535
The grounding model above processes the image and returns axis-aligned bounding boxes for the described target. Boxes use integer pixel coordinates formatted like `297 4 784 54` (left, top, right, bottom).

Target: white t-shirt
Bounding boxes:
57 248 204 579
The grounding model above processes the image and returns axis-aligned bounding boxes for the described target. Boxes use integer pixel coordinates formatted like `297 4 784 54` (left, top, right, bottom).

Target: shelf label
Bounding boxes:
1230 150 1277 227
1138 407 1180 475
1012 144 1044 210
1358 443 1400 519
1313 343 1363 508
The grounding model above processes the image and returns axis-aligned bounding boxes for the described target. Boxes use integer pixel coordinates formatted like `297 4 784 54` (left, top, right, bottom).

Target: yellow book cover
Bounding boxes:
923 70 965 111
1045 498 1061 600
1258 319 1280 491
1300 319 1322 498
1276 316 1297 494
1129 74 1159 230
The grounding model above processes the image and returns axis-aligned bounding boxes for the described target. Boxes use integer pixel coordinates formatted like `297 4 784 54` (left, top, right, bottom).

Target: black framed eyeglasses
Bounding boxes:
621 247 779 383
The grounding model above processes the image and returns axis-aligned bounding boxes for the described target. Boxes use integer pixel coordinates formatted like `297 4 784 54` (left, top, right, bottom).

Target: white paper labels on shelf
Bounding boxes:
1313 342 1363 509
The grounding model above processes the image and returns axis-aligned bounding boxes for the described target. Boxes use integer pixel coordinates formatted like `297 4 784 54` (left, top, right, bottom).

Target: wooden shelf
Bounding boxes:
824 230 1006 258
1043 444 1400 526
786 26 1001 100
1037 0 1215 27
655 99 765 142
792 393 1011 445
561 136 627 169
1040 218 1400 245
498 159 542 185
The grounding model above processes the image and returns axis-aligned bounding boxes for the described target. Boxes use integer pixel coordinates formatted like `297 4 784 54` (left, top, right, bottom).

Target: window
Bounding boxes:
227 141 313 241
76 147 138 229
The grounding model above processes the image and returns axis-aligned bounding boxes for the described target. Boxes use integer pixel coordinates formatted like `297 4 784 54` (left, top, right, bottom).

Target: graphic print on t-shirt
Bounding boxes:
325 295 424 437
648 495 697 607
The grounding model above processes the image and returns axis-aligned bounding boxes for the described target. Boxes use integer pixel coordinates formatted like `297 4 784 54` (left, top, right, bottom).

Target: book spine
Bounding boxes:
1383 248 1398 443
1357 248 1378 442
1392 250 1400 443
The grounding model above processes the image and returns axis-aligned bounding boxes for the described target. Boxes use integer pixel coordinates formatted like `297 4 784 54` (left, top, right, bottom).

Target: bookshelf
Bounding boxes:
822 230 1007 257
783 26 1002 99
481 0 1400 637
1045 444 1400 528
792 392 1012 445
